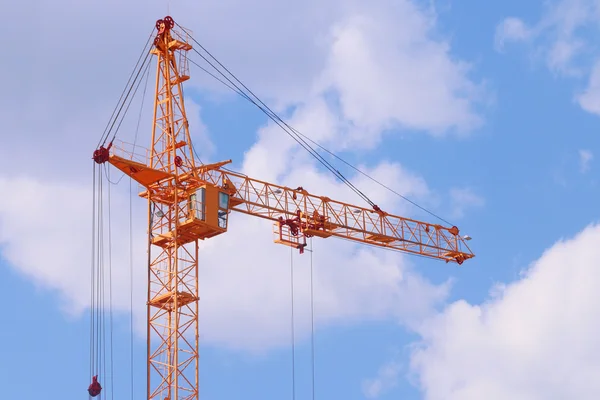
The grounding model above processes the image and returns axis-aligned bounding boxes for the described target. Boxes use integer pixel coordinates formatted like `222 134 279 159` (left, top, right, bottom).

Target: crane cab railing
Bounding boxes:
110 140 150 165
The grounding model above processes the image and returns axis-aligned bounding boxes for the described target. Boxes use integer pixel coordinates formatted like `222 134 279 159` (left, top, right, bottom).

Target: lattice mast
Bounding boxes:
145 16 198 400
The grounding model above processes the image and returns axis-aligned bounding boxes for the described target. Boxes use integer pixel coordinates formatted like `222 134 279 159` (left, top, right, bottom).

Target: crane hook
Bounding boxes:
87 375 102 397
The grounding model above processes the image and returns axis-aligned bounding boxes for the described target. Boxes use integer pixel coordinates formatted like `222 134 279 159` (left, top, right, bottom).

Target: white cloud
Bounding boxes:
362 358 403 398
449 187 485 219
409 222 600 399
185 97 216 161
494 17 532 51
548 38 585 75
318 3 485 138
537 0 591 75
495 0 600 114
577 61 600 113
579 149 593 172
0 174 148 319
0 0 484 352
242 98 341 182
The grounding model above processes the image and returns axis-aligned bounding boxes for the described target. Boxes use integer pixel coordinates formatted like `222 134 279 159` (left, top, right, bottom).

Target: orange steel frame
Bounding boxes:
145 17 198 400
96 14 474 400
195 165 474 264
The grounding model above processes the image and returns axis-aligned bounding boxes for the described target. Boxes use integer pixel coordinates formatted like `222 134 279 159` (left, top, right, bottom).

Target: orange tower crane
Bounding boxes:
92 15 474 400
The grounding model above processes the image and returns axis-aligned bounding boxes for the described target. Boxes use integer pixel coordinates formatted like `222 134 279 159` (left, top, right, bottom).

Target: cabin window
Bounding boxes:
219 192 229 209
218 192 229 228
189 188 206 221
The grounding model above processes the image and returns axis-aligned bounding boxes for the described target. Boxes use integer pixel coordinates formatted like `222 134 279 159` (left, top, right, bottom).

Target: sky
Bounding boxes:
2 0 600 399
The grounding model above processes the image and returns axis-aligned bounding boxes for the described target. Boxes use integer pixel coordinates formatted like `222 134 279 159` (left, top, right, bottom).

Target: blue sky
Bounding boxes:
3 0 600 399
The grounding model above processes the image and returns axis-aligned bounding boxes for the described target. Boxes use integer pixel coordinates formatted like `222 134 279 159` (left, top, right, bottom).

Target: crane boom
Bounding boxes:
196 164 474 264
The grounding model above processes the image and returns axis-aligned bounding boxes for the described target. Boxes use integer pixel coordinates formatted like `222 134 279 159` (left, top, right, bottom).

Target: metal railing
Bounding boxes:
110 139 150 165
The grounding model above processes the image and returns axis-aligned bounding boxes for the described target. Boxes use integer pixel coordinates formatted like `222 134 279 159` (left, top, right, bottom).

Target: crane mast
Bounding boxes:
91 14 474 400
145 16 198 400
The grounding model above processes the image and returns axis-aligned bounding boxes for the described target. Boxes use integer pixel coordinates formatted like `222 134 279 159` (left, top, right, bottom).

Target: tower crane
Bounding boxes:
90 15 474 400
